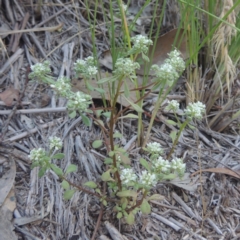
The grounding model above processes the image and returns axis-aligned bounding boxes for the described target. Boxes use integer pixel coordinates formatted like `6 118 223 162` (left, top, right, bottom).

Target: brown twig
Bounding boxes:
91 183 106 240
0 66 29 141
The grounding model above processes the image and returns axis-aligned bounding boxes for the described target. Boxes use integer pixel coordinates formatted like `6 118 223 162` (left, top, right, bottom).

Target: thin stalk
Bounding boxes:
166 119 190 160
109 76 125 191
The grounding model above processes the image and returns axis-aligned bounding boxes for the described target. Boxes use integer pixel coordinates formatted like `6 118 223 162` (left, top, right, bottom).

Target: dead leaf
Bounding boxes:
191 168 240 179
0 87 20 106
72 73 141 108
99 29 188 76
166 173 200 191
0 156 16 207
20 115 34 129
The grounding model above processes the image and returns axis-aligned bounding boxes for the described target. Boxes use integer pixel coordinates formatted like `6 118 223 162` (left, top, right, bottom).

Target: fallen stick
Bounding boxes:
0 107 67 115
4 117 64 142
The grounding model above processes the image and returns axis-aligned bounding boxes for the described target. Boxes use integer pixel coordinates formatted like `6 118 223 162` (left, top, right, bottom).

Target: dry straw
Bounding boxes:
212 0 237 99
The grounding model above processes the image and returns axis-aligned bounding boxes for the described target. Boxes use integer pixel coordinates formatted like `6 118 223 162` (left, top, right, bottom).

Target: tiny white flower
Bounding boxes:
151 63 179 86
29 61 51 81
140 170 157 187
171 158 186 176
74 56 97 78
113 58 140 78
120 168 137 186
184 101 205 120
29 148 46 162
50 76 72 97
49 136 63 150
87 66 98 76
153 156 171 173
146 142 163 155
131 35 153 54
166 50 185 73
166 100 179 112
67 91 92 114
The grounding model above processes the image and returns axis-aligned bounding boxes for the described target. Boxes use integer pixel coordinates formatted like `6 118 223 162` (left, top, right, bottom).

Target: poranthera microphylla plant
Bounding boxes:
28 34 205 224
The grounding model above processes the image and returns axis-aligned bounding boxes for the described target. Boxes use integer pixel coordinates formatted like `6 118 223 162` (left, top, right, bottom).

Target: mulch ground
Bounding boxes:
0 1 240 240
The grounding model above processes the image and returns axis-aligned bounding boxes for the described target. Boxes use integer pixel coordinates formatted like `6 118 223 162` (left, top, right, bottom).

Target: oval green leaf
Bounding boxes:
65 164 78 174
92 140 103 149
52 153 64 160
84 181 97 189
50 164 63 176
140 199 151 214
61 180 70 190
63 189 75 200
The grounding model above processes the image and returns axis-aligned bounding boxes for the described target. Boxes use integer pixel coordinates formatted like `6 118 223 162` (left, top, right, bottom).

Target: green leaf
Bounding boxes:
101 169 114 182
140 158 150 171
166 120 177 126
142 53 150 62
169 130 177 143
97 76 117 84
102 112 111 118
113 132 123 138
69 111 76 119
124 97 144 113
117 190 137 198
63 189 75 200
95 109 103 118
92 140 103 148
50 164 63 176
103 200 107 206
126 212 135 225
94 87 105 94
81 114 91 126
61 180 70 190
84 181 97 189
109 151 115 157
38 167 47 177
31 162 39 169
86 81 94 91
117 212 123 219
104 158 113 164
163 173 176 180
94 119 104 128
118 113 139 119
118 153 131 165
124 80 130 97
52 153 64 159
147 194 165 201
140 199 151 214
65 164 78 174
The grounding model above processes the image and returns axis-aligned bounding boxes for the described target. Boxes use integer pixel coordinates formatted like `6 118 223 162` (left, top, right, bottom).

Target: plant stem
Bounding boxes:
166 119 190 160
60 176 116 203
109 77 124 191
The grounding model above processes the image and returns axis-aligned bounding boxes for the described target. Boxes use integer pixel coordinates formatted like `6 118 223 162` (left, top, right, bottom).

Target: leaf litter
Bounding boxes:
0 1 239 240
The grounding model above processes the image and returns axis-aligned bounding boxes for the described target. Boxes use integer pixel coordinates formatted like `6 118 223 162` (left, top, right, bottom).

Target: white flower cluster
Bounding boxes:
146 142 163 155
120 168 137 186
166 49 185 73
113 58 140 79
74 56 98 78
49 136 63 150
67 91 92 113
171 158 186 176
50 76 72 97
151 63 179 86
184 101 205 120
131 35 153 54
140 170 157 187
151 49 185 86
153 156 171 173
29 148 46 162
29 61 51 81
166 100 180 112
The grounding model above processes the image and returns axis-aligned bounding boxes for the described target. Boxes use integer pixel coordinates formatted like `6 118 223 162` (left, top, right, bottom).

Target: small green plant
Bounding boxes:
28 33 205 224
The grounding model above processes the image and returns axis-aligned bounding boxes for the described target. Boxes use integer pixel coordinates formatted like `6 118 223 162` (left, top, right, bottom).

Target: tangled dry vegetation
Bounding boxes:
0 0 240 240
